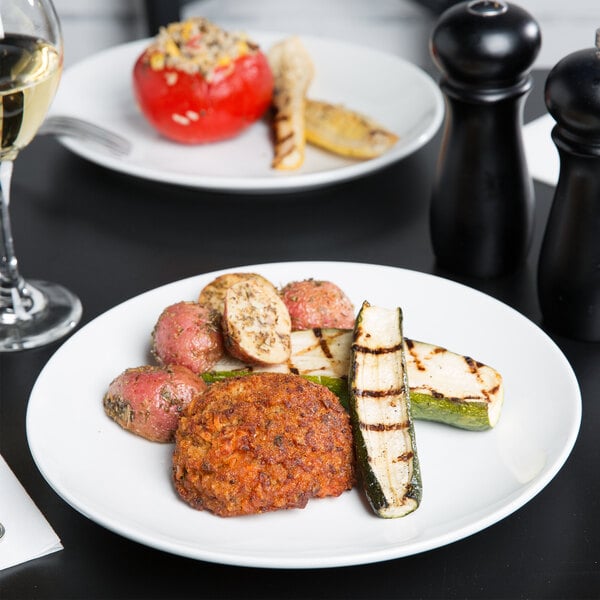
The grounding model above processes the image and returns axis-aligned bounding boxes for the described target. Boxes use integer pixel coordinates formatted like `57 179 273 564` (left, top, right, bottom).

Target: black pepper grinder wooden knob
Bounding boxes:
537 31 600 341
429 0 541 277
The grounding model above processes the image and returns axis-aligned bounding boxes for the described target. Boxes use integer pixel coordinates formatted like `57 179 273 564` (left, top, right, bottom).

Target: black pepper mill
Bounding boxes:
537 31 600 342
429 1 541 277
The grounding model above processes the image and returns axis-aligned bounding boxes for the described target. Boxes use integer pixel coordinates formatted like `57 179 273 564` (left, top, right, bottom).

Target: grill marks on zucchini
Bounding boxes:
360 420 410 432
350 302 422 518
314 327 335 359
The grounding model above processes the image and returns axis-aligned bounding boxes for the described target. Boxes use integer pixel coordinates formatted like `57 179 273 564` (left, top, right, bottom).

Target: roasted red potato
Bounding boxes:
198 272 277 315
222 278 292 365
152 301 224 374
103 364 206 442
280 279 355 331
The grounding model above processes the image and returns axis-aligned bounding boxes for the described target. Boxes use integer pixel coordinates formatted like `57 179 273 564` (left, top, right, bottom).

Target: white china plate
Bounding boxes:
26 262 581 569
49 34 444 193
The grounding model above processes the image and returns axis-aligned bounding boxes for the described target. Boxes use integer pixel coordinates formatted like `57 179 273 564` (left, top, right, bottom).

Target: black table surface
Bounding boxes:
1 71 599 600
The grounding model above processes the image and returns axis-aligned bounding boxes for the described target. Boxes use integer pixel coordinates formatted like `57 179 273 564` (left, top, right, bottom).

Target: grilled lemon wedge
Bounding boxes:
305 99 399 159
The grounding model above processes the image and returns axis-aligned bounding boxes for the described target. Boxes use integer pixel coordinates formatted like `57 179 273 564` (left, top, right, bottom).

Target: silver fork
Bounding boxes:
39 115 132 157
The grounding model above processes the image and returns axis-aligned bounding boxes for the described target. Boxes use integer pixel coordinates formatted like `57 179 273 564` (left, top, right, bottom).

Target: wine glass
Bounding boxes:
0 0 81 351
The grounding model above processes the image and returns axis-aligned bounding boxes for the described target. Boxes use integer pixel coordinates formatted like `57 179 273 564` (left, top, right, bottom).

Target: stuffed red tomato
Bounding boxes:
133 18 274 144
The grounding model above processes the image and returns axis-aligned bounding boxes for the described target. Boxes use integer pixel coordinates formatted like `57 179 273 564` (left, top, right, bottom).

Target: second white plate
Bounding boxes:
26 262 581 569
50 33 444 193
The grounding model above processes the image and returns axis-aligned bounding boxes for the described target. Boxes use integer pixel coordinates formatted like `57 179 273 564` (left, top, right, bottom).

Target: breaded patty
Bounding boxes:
172 372 355 517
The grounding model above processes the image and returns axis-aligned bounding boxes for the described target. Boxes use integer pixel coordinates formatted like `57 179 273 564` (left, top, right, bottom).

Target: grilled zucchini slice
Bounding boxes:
404 338 503 431
349 301 421 518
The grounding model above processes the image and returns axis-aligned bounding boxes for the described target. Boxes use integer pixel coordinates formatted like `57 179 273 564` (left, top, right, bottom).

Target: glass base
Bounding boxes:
0 279 82 351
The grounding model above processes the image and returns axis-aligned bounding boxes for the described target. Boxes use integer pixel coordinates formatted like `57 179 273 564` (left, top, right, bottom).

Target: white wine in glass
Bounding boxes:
0 0 81 351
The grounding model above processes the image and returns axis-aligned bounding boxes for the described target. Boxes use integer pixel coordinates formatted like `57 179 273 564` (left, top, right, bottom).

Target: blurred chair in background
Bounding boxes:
144 0 459 32
142 0 461 69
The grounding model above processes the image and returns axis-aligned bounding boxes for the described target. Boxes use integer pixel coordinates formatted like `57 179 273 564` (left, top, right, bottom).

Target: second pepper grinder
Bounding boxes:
429 0 541 278
537 31 600 342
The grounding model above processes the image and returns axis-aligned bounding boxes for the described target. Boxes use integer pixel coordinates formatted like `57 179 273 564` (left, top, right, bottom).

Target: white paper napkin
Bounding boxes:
522 113 560 186
0 454 62 571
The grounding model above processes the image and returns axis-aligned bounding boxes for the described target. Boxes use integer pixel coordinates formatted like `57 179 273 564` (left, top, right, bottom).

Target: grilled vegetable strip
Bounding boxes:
404 338 504 431
305 99 399 159
207 328 503 430
207 327 350 405
268 36 314 170
350 301 421 518
209 327 349 375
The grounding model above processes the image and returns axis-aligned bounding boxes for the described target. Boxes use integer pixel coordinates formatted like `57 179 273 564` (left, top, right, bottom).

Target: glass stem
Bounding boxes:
0 160 20 286
0 159 32 320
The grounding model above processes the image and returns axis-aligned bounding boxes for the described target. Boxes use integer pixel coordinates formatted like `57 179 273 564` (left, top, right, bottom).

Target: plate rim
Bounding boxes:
26 261 582 568
52 33 444 193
